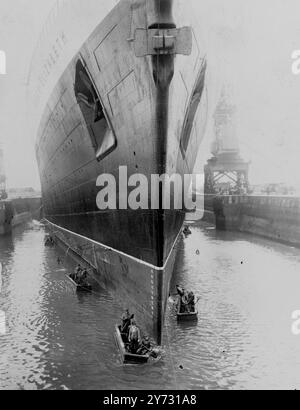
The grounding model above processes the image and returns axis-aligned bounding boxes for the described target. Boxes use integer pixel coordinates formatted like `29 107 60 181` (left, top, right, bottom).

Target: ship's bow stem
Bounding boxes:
143 0 194 342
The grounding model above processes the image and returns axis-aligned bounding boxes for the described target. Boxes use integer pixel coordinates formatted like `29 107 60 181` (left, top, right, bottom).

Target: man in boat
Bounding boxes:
121 310 134 337
176 285 185 297
183 225 192 235
45 235 53 246
187 291 196 312
137 335 151 356
181 291 190 313
78 269 89 287
177 286 188 313
128 320 141 354
71 264 82 282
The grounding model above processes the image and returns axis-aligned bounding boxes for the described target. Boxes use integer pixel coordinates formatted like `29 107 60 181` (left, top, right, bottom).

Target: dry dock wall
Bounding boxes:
210 195 300 247
0 197 43 235
11 197 43 220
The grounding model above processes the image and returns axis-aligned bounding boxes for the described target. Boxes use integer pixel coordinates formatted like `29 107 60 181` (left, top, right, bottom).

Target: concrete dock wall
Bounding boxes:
11 197 43 220
211 195 300 247
0 197 43 235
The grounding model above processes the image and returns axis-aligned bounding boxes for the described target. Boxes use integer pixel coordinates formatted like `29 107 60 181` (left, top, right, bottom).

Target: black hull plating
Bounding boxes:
36 0 209 342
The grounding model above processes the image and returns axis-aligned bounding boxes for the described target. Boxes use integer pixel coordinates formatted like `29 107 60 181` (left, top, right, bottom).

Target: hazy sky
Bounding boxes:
0 0 300 189
0 0 55 189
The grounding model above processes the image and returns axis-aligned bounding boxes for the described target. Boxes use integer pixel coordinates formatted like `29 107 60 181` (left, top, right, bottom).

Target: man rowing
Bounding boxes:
128 320 141 354
121 309 134 337
183 225 192 236
137 335 151 356
71 264 82 282
187 291 196 312
78 268 89 288
119 313 159 358
177 285 198 313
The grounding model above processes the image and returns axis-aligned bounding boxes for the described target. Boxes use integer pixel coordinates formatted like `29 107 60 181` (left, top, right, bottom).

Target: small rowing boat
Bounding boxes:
114 325 150 365
177 297 198 321
183 226 192 236
44 236 55 247
66 274 92 293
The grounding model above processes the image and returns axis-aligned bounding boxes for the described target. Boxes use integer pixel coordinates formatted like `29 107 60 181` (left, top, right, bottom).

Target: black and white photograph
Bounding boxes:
0 0 300 393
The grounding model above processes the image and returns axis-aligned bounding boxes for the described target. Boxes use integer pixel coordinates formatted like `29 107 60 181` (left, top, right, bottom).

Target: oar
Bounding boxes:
195 297 201 305
140 345 161 358
124 341 161 358
124 342 151 356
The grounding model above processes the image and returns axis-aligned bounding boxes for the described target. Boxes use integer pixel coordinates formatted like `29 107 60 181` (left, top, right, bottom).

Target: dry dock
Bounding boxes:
1 221 300 389
204 195 300 248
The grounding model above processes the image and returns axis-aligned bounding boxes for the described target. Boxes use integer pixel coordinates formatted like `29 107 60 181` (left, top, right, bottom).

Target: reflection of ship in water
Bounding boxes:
0 147 42 235
33 0 211 344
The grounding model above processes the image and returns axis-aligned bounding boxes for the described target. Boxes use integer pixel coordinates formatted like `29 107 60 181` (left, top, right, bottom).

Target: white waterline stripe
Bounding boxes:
45 220 182 272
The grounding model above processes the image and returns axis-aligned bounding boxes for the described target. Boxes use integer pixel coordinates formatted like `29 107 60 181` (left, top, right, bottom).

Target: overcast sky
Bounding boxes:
1 0 300 190
0 0 55 189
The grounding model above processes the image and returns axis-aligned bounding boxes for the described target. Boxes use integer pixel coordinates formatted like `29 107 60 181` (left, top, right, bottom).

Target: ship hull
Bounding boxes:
35 0 210 343
47 218 179 343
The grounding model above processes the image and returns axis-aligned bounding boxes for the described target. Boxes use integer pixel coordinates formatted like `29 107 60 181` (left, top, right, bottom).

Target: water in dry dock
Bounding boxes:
1 220 300 390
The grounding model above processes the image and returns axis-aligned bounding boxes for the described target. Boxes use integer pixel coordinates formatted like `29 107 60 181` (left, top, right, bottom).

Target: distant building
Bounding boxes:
251 183 295 196
8 187 41 199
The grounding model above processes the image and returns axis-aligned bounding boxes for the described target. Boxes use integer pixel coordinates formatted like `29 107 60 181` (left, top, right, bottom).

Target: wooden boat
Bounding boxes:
114 325 150 365
66 274 92 293
177 297 198 321
183 226 192 236
44 236 55 247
